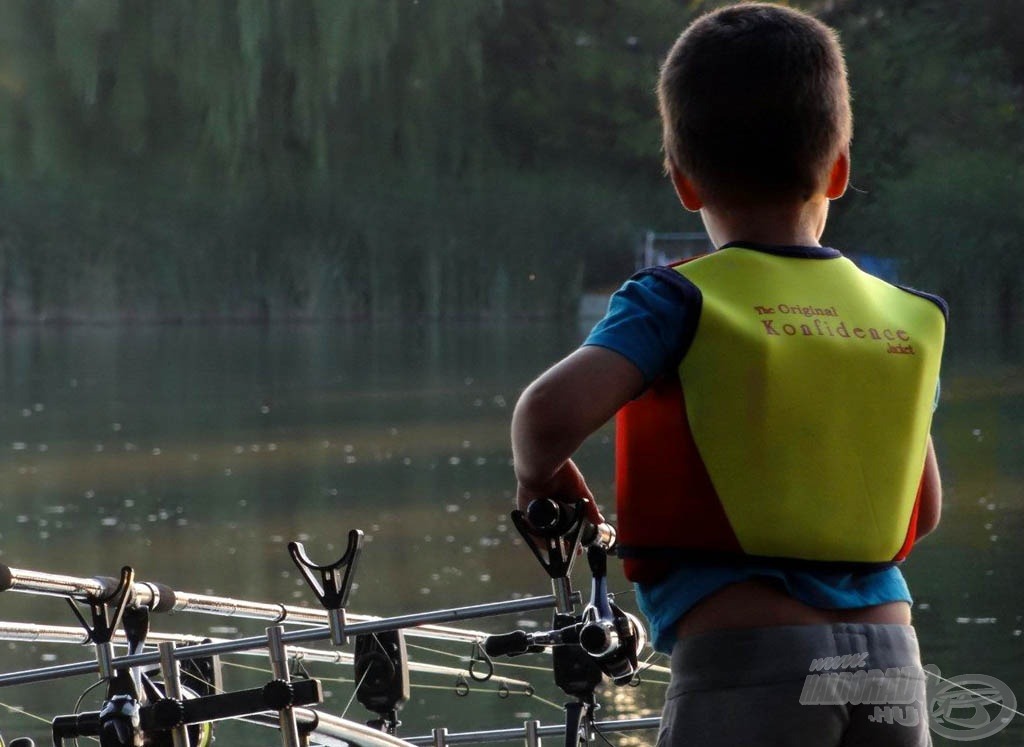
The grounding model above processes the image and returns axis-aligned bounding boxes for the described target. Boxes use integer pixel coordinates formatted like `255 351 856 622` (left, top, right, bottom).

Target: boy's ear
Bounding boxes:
669 163 704 212
825 149 850 200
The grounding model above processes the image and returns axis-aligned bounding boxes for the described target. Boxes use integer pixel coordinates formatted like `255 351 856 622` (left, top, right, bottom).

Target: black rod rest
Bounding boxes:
65 566 134 648
50 678 324 746
65 566 136 684
510 502 587 582
288 530 364 645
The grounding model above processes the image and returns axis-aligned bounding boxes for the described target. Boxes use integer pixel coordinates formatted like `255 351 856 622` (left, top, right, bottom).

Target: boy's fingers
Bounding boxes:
582 496 605 526
515 461 607 528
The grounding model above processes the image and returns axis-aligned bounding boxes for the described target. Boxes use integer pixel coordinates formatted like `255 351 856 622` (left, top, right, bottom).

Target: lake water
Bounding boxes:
0 321 1020 745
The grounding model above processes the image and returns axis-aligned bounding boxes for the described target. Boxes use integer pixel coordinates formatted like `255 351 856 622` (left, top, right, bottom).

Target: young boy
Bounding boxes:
511 4 946 745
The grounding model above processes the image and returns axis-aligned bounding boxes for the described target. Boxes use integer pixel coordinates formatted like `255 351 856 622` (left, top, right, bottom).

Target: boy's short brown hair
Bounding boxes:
658 2 852 206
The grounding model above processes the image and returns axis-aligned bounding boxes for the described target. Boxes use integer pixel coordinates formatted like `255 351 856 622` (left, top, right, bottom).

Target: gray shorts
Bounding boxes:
657 623 931 747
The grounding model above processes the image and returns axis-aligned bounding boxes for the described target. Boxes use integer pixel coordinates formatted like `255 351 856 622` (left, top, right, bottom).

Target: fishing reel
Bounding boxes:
98 693 142 747
577 588 646 685
485 604 646 685
53 684 214 747
84 678 214 747
495 499 647 687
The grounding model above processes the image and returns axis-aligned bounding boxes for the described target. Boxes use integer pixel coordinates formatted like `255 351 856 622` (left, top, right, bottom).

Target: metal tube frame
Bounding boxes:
406 717 661 745
158 641 192 747
266 625 301 747
0 594 561 688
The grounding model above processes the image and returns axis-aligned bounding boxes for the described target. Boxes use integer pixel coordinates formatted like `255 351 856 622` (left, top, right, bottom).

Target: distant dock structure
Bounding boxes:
636 230 713 269
579 230 712 323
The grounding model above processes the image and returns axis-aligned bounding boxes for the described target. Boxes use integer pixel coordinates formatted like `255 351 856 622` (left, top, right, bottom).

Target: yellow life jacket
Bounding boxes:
615 245 946 583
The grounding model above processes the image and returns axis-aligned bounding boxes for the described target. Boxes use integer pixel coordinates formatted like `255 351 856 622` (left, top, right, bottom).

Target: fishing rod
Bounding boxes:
0 621 534 693
0 563 493 644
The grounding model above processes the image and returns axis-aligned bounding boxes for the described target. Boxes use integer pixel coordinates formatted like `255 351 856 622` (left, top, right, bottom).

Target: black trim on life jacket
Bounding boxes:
897 284 950 322
718 241 842 259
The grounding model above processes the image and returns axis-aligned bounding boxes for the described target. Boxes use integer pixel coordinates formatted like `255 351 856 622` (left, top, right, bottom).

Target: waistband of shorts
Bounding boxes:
669 623 923 690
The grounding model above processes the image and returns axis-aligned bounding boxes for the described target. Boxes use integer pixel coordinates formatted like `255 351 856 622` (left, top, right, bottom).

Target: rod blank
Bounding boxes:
0 563 504 643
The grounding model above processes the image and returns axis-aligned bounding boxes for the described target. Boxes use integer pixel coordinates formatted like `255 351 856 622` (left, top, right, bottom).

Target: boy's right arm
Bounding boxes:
511 345 645 524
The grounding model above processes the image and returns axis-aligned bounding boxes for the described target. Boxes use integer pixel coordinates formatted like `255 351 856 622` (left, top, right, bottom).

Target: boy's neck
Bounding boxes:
700 195 830 249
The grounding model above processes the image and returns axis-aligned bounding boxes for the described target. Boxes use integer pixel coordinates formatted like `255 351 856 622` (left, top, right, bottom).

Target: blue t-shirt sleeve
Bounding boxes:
582 268 701 385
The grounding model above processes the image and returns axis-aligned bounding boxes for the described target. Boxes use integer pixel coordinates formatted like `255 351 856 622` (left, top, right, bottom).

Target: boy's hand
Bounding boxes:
516 459 605 527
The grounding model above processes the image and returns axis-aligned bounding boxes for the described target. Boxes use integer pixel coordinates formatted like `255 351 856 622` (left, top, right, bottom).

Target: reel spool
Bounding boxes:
581 611 647 686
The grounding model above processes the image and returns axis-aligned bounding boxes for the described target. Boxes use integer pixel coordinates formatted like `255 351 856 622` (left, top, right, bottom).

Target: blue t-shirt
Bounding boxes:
584 255 913 653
